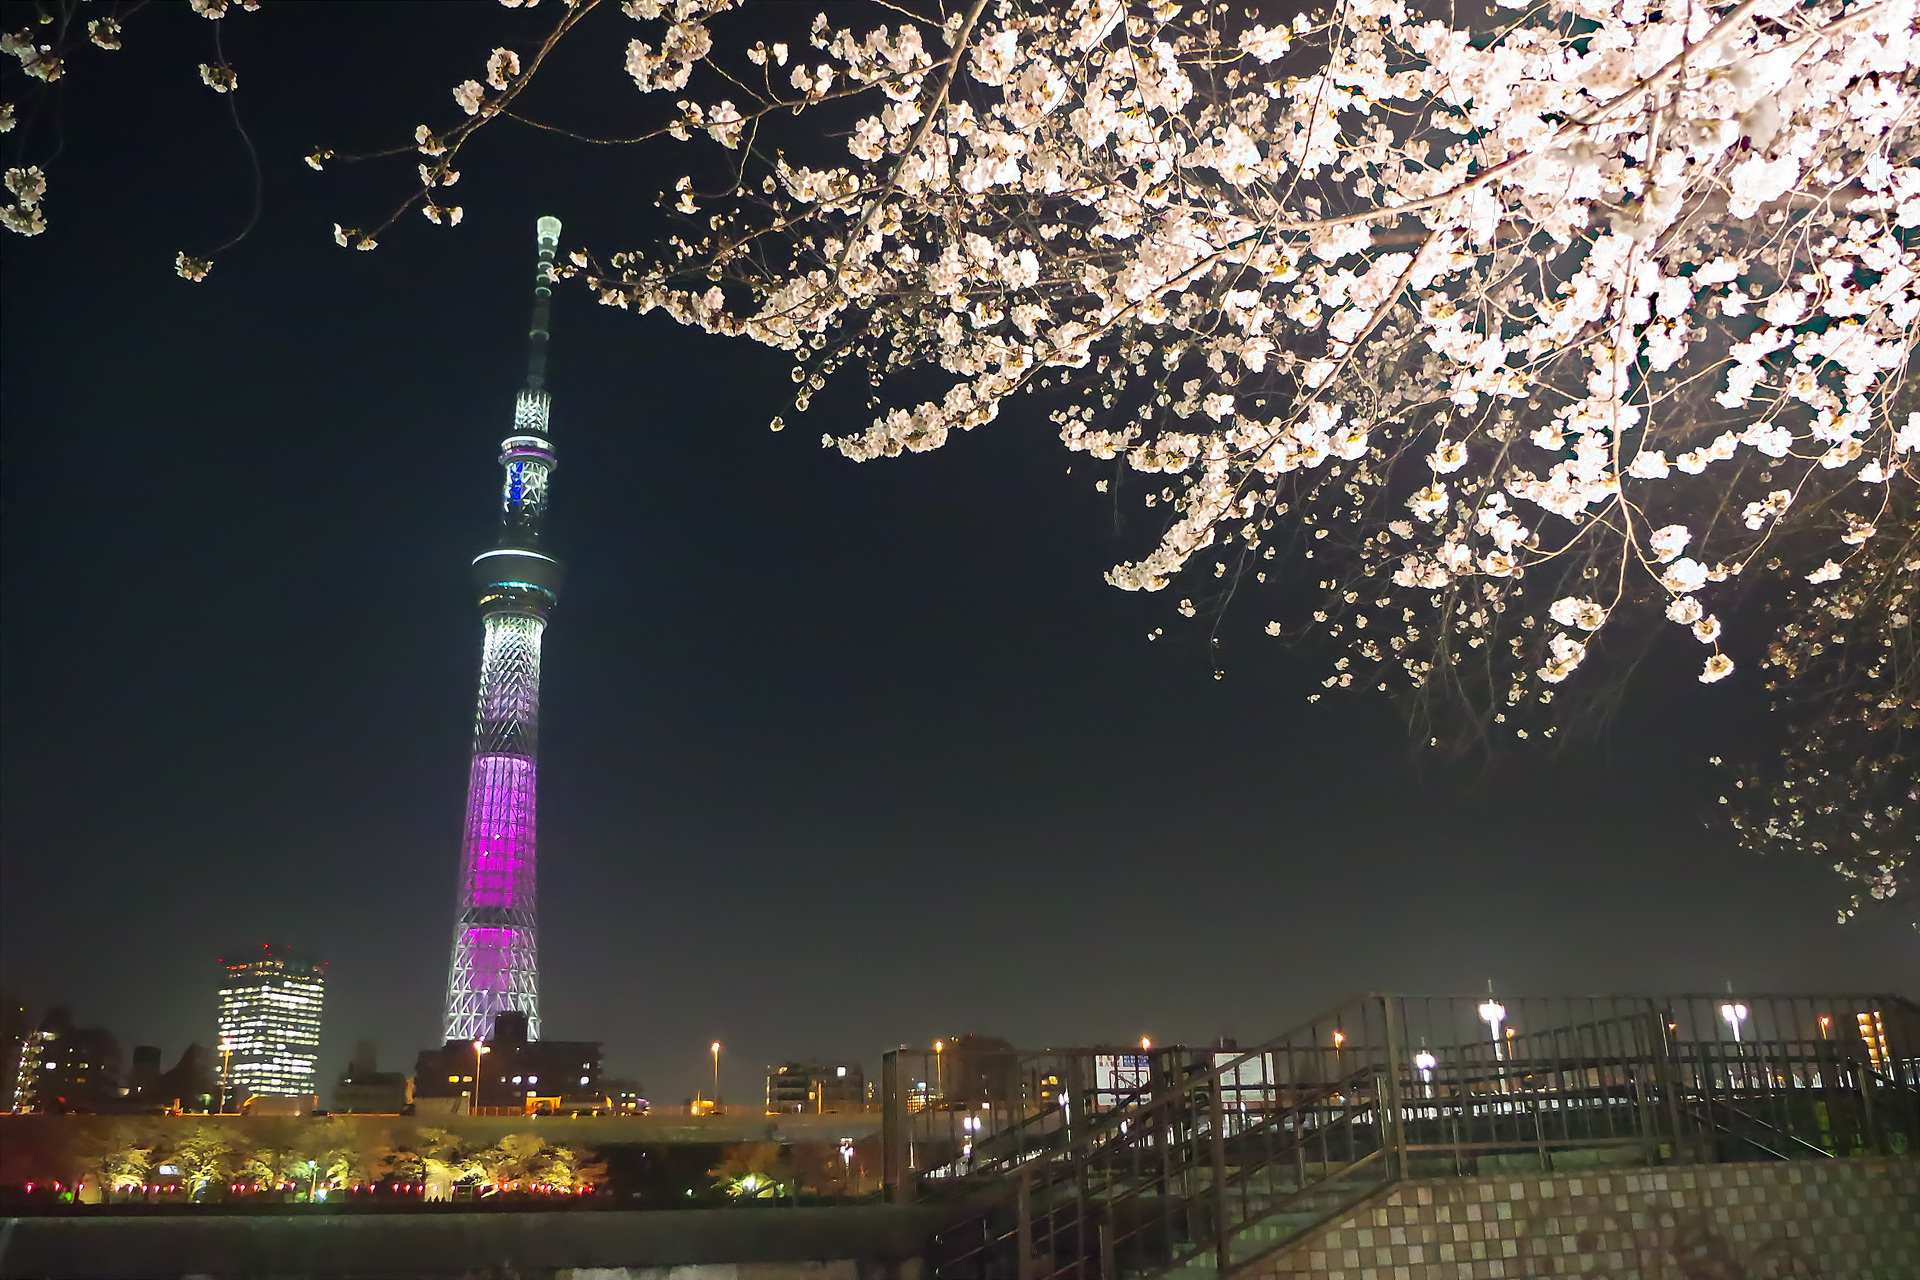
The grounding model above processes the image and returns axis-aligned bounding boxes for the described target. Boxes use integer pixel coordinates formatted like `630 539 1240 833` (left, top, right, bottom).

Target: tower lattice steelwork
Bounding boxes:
443 216 565 1043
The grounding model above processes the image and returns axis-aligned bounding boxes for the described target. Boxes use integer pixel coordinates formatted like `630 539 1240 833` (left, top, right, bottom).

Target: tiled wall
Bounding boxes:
1249 1158 1919 1279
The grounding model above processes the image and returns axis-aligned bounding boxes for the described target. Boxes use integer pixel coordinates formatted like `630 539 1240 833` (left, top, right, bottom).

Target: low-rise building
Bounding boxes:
9 1007 121 1114
414 1011 604 1115
602 1077 649 1115
767 1060 866 1114
330 1040 414 1114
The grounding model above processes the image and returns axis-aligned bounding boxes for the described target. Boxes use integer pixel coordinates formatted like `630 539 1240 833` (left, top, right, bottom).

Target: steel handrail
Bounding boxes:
1089 1070 1385 1280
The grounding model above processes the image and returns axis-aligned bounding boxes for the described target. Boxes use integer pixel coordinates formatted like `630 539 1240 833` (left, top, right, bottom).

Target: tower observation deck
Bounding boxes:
442 216 565 1043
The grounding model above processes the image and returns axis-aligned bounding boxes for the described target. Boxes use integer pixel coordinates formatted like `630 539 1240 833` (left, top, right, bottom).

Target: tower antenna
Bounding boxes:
526 215 561 392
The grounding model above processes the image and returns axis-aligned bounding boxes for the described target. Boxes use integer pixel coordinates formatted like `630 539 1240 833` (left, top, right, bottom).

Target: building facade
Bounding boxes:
330 1040 413 1114
767 1060 867 1114
441 218 568 1044
414 1011 603 1115
603 1077 649 1115
215 945 325 1109
8 1007 121 1114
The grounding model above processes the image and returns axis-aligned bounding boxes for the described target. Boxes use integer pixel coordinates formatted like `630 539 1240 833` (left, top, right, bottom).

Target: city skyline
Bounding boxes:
0 4 1911 1109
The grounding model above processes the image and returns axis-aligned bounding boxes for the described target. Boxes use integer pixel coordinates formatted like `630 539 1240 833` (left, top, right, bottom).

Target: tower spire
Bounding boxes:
442 217 565 1045
526 214 560 392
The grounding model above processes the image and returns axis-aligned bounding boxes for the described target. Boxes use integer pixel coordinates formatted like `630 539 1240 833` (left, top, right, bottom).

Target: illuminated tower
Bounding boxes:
442 216 565 1042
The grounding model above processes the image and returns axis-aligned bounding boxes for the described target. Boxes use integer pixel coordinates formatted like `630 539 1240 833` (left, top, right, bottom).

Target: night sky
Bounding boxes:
1 2 1911 1107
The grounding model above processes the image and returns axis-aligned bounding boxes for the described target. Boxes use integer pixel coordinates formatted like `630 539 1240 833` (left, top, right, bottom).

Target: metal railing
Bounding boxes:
885 992 1918 1280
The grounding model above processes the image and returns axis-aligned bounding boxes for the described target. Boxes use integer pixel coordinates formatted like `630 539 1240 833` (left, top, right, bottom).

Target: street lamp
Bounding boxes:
1477 1001 1506 1060
711 1041 722 1105
1414 1049 1437 1103
1719 1002 1749 1044
473 1040 489 1114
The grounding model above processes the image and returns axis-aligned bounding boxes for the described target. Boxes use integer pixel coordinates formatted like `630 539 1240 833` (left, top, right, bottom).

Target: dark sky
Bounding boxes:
1 2 1910 1105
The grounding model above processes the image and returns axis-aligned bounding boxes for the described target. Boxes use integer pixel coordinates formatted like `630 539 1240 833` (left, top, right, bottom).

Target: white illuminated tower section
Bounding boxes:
442 216 565 1043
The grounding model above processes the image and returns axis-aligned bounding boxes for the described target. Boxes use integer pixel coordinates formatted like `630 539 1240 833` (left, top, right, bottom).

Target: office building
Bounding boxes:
216 944 325 1109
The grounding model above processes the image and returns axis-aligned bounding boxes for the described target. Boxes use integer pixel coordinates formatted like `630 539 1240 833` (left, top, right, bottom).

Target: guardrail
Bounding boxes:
884 993 1918 1280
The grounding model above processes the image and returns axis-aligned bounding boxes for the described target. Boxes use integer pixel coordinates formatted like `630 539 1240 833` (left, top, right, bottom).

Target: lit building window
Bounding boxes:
1858 1012 1889 1071
215 947 325 1107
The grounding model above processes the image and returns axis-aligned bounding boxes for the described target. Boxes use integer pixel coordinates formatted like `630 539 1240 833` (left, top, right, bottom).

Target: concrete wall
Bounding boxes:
0 1205 951 1280
1248 1157 1920 1280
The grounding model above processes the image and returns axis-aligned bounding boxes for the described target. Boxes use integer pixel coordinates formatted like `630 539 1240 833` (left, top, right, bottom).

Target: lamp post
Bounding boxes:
472 1040 489 1115
1477 1001 1506 1059
1478 1001 1507 1095
1719 1001 1750 1089
1719 1002 1749 1044
1414 1049 1437 1100
711 1041 722 1107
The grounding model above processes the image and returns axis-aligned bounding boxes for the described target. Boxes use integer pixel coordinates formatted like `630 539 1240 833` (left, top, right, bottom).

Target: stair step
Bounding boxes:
1155 1264 1216 1280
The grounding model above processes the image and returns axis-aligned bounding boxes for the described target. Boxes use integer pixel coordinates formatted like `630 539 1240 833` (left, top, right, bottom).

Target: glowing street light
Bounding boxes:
1140 1036 1152 1050
1414 1049 1437 1101
472 1040 490 1114
710 1041 722 1103
1720 1002 1749 1043
1478 1001 1507 1060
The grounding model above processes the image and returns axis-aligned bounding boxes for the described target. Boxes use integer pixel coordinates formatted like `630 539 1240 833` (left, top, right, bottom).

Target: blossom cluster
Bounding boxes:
554 0 1915 901
2 0 260 244
11 0 1906 903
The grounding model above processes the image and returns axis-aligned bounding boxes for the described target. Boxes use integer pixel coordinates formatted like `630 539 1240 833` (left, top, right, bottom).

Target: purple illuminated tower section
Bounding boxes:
443 216 565 1043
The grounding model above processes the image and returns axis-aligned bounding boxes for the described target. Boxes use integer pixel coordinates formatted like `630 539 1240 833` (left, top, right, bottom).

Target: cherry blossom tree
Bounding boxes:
7 0 1913 913
1 0 260 269
524 0 1920 914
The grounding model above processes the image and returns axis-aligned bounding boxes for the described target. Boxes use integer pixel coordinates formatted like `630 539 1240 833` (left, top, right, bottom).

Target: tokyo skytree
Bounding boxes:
442 216 565 1042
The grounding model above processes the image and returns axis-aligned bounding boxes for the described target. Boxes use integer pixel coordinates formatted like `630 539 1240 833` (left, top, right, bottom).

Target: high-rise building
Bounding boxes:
442 217 566 1043
215 945 325 1109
